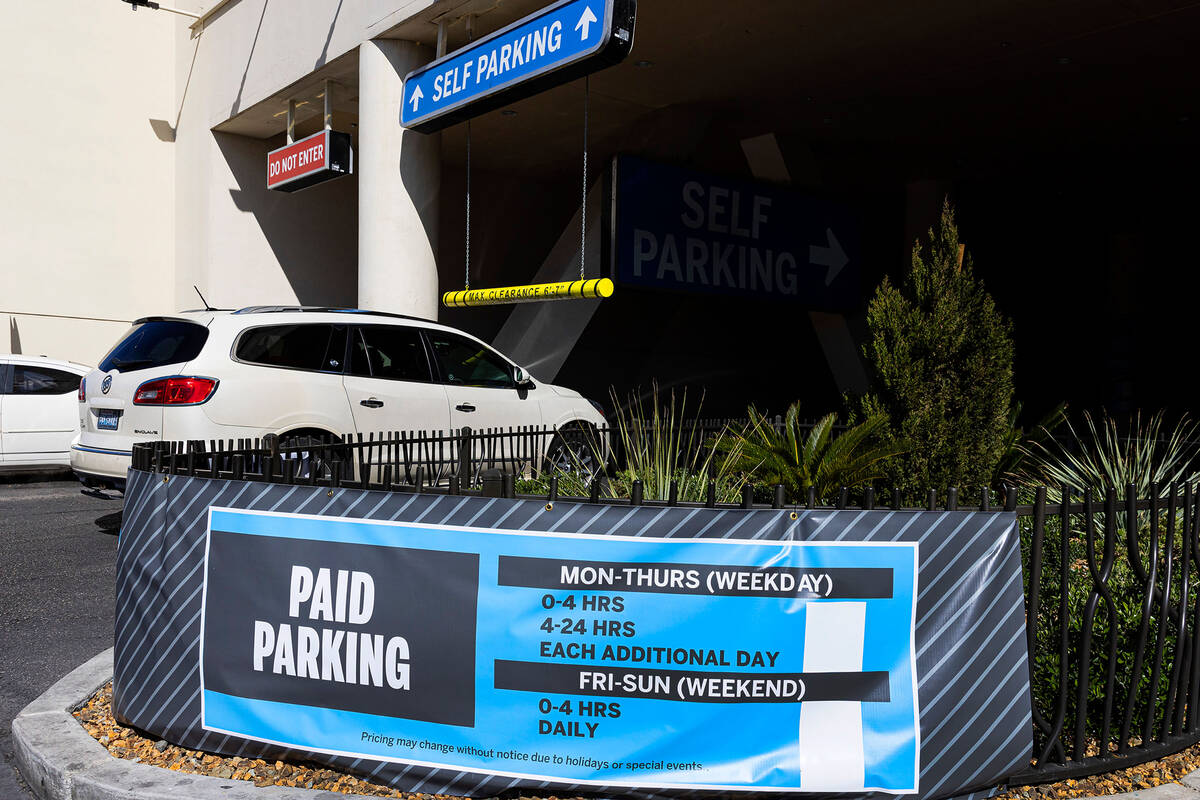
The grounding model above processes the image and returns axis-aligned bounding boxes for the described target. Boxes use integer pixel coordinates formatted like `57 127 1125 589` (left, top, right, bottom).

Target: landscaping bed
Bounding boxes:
73 683 459 798
992 747 1200 799
75 682 1200 800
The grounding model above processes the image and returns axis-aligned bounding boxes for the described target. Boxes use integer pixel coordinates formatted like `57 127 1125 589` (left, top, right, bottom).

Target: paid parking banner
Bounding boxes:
200 508 918 793
113 471 1031 800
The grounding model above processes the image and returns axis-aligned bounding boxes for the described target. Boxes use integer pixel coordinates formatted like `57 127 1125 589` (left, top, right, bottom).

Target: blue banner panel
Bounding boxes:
200 508 919 793
612 155 861 309
400 0 634 133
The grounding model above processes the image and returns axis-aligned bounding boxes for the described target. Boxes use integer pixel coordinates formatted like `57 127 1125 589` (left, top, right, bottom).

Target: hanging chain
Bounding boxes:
465 119 471 290
580 75 589 280
464 19 475 291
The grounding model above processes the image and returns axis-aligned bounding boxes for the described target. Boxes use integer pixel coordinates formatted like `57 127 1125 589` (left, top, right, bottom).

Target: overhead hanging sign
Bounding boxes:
400 0 636 134
611 155 861 309
266 130 353 192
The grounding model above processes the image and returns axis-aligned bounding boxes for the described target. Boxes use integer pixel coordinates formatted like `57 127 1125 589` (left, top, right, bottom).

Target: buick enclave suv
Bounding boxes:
71 307 606 491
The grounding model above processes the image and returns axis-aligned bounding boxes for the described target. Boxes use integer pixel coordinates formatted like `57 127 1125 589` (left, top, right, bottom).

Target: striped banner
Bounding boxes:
113 471 1031 800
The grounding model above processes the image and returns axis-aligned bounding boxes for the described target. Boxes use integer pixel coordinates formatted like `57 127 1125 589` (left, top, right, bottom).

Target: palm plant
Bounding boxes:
1018 410 1200 497
720 402 906 503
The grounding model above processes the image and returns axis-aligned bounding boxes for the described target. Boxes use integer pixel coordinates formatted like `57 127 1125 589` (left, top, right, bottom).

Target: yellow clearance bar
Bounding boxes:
442 278 614 308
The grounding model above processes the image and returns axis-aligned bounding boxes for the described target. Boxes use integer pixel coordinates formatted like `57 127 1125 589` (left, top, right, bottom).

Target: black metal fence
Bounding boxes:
130 425 622 492
1011 483 1200 784
128 428 1200 786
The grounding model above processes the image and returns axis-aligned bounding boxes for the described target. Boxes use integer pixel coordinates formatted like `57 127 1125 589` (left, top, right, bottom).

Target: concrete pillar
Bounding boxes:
358 39 440 319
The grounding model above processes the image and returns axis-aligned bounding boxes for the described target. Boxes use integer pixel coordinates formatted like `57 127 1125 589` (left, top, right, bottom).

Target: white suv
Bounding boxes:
71 307 606 491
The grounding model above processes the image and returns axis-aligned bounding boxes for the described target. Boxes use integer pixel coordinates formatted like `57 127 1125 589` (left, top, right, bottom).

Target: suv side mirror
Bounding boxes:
513 366 535 388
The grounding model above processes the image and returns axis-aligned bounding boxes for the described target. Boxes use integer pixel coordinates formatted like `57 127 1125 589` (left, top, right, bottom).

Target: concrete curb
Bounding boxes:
11 649 347 800
15 649 1200 800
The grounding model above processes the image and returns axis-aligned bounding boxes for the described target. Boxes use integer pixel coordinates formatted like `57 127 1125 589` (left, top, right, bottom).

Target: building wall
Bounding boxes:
0 1 177 365
0 0 430 365
170 0 414 312
173 123 360 311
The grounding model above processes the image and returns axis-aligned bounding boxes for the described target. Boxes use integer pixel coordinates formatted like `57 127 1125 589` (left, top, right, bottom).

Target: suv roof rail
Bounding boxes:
231 306 437 323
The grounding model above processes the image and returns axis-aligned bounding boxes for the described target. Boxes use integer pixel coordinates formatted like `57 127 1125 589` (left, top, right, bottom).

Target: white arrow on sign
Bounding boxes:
809 228 849 286
409 85 424 112
575 5 598 40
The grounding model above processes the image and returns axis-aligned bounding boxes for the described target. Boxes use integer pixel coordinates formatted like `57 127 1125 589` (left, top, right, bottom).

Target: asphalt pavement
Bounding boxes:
0 476 121 799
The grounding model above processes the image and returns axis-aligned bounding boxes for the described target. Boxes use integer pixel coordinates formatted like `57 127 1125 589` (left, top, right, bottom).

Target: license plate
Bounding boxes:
97 410 121 431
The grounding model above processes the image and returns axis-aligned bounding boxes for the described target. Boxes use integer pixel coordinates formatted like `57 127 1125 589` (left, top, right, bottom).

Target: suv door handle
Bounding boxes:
456 403 476 413
360 398 384 408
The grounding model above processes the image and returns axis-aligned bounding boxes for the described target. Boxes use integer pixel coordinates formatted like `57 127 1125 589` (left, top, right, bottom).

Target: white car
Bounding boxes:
71 307 607 491
1 355 91 473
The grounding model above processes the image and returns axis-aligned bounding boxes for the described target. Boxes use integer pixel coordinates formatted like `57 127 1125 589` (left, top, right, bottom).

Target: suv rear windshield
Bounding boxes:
98 320 209 373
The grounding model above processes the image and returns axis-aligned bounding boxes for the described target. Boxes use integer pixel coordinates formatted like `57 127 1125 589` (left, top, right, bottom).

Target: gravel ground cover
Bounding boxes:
74 684 462 797
75 683 1200 799
993 746 1200 799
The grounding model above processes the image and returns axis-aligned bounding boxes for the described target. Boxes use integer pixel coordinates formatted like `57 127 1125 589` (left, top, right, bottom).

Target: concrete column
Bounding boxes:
358 39 440 319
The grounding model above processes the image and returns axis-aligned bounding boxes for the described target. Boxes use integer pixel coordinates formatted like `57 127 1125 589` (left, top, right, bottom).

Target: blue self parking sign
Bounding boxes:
400 0 635 133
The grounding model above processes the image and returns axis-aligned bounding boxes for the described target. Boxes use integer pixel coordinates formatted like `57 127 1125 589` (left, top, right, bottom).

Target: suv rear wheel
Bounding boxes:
543 423 605 479
279 432 348 482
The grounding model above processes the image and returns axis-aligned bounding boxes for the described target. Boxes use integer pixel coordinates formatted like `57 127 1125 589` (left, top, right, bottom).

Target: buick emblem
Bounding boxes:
101 375 112 394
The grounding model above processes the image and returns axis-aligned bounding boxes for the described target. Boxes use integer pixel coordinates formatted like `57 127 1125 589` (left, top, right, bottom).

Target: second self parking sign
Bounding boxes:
200 507 919 793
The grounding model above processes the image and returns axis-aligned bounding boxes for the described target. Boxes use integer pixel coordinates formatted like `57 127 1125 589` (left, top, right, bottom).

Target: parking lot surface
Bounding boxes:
0 477 120 799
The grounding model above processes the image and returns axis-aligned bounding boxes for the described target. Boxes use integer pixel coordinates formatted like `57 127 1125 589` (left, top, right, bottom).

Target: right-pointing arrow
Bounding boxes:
809 228 849 286
409 85 424 112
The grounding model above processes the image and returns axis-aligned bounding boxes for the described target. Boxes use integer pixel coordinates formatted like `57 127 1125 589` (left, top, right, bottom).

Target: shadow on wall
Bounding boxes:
9 317 21 354
399 127 440 268
230 0 270 118
216 131 358 307
315 0 345 69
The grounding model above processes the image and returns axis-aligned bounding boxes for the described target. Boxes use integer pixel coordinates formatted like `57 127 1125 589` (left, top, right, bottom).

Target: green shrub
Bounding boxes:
515 468 612 499
859 199 1015 497
1017 410 1200 752
1021 502 1191 753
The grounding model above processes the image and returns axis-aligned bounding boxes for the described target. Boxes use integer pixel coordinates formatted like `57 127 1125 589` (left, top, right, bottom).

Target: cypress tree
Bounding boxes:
860 199 1015 496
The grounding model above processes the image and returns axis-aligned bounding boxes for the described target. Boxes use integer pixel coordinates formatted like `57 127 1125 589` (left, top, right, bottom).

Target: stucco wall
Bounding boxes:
188 0 435 129
171 0 422 311
0 1 177 365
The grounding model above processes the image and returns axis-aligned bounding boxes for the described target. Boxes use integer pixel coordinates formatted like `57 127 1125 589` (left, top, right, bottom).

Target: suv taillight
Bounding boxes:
133 377 218 406
78 377 86 402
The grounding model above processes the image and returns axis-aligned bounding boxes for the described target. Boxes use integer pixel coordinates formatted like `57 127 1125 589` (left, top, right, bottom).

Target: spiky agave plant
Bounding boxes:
607 382 747 503
519 383 747 502
1019 410 1200 498
720 403 905 503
